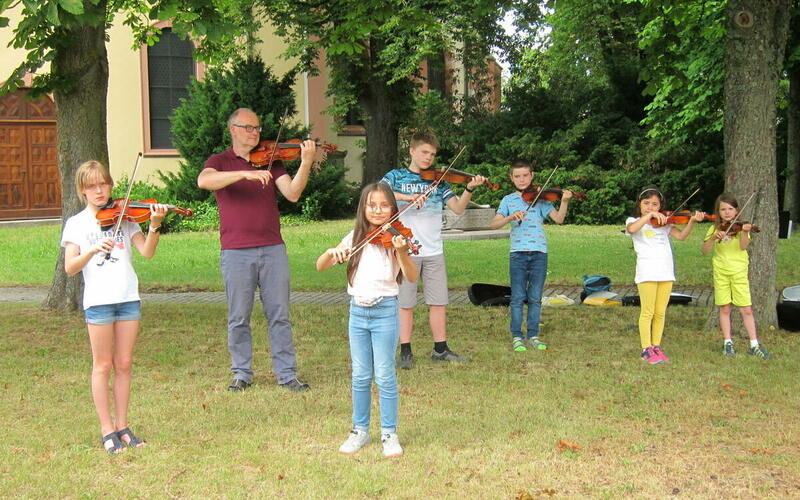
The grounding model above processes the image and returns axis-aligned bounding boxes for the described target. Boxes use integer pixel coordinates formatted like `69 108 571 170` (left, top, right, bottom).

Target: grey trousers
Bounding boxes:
220 244 297 384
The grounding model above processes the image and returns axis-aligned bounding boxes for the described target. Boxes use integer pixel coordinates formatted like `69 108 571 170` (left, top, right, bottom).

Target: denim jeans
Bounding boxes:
348 296 400 434
509 251 548 339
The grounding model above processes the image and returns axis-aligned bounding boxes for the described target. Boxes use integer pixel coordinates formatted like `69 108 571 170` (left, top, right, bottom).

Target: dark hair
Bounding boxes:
633 186 665 216
713 192 739 230
409 131 440 150
509 159 533 174
347 183 402 287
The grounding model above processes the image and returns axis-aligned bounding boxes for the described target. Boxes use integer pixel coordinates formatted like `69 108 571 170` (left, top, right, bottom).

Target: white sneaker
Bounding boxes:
338 429 370 454
381 433 403 457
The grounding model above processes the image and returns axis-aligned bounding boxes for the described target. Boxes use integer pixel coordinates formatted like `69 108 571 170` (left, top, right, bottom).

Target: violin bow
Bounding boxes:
670 187 701 215
265 107 290 173
98 152 142 266
521 164 560 218
346 146 467 260
721 191 756 239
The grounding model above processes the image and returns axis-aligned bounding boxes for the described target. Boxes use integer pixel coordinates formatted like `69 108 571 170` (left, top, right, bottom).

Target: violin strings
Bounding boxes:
99 153 142 265
523 164 560 215
721 191 756 239
266 107 290 172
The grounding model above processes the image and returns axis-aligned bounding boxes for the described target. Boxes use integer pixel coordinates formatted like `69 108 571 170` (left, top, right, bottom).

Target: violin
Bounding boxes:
419 168 500 191
718 220 761 234
521 185 587 203
249 139 338 168
650 210 715 228
368 220 421 255
96 198 193 227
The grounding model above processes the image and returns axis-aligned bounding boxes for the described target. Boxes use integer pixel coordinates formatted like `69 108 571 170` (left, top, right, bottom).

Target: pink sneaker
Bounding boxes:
640 346 664 365
652 346 669 363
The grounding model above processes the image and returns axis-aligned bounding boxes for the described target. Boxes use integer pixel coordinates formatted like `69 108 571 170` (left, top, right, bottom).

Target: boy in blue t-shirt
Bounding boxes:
490 160 573 352
381 132 488 369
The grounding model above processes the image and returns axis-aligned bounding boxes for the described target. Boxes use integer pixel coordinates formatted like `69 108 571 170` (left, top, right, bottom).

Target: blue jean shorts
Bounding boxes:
85 301 142 325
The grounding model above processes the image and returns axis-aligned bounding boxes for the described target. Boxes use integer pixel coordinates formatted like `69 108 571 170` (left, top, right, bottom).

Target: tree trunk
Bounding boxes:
713 1 790 332
44 14 110 311
362 78 400 184
785 64 800 221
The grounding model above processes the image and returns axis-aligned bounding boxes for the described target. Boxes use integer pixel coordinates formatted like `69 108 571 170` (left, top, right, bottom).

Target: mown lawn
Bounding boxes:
1 302 799 498
3 220 800 291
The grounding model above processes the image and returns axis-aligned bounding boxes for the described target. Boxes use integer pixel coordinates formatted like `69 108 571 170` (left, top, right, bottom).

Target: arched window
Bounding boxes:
140 24 203 155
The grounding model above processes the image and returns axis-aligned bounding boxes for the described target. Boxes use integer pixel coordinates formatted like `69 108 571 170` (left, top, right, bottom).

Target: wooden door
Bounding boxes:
0 90 59 220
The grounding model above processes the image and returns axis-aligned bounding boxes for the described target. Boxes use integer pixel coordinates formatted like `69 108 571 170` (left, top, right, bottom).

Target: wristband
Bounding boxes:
465 187 474 193
149 226 161 233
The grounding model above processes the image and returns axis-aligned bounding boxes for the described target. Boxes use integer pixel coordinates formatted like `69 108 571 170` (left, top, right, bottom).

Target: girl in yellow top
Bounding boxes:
701 193 770 359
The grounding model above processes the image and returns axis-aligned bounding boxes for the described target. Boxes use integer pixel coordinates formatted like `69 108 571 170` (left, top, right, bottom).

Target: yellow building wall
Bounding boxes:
1 9 366 186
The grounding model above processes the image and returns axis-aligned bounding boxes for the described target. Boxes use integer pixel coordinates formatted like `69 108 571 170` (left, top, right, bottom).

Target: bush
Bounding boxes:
165 55 306 202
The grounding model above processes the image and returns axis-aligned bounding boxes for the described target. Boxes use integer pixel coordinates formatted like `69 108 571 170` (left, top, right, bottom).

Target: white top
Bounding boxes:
625 217 675 284
60 208 142 309
341 231 401 298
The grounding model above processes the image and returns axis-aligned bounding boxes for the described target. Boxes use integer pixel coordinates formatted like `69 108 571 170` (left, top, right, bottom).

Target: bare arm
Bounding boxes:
316 242 350 271
490 211 527 229
64 240 112 276
393 236 418 283
548 191 573 224
669 211 705 241
444 176 487 215
274 140 317 203
130 205 168 259
739 226 752 251
197 167 273 191
626 211 665 234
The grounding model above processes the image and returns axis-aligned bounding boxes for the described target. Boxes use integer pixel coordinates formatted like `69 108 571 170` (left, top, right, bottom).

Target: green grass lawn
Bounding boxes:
1 302 799 498
3 220 800 291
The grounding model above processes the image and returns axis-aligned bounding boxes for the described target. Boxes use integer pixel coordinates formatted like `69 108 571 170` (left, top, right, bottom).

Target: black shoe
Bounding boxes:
279 378 310 392
398 351 414 370
431 348 471 363
228 379 251 392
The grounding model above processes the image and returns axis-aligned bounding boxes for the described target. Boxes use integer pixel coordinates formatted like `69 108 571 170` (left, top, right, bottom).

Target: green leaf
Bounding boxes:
45 1 60 25
0 17 9 28
58 0 84 15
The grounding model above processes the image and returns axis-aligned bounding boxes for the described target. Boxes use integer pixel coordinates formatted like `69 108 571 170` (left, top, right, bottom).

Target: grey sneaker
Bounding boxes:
398 351 414 370
381 433 403 457
431 349 471 363
723 342 735 357
527 337 548 350
279 378 310 392
748 343 772 360
339 429 370 454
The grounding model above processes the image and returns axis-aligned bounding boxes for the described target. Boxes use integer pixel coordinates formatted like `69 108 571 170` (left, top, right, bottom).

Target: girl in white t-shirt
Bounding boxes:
625 187 705 364
61 160 168 453
316 183 418 458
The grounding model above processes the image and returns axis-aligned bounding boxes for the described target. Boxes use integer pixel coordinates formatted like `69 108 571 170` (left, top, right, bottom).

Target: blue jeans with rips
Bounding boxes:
509 251 548 339
348 296 400 434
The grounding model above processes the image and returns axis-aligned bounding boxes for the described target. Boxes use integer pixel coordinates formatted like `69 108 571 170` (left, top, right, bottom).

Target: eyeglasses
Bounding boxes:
366 204 393 213
232 124 262 133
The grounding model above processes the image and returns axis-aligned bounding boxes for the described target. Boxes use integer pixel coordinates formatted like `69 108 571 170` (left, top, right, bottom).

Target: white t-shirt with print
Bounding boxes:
60 208 142 309
625 217 675 284
341 231 401 298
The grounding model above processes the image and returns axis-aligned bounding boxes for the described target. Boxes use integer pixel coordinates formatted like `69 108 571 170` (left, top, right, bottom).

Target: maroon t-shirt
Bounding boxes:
205 149 289 250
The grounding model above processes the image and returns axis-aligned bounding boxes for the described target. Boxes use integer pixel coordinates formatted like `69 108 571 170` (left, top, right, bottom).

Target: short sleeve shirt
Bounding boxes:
341 231 401 297
704 225 749 275
60 208 142 309
205 149 288 250
625 217 675 283
380 168 455 257
497 193 554 253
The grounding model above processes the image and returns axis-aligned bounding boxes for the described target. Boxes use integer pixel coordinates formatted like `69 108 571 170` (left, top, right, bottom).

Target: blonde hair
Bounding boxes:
75 160 113 202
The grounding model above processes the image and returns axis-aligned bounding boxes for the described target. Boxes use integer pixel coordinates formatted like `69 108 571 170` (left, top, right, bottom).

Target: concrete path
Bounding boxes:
0 285 714 306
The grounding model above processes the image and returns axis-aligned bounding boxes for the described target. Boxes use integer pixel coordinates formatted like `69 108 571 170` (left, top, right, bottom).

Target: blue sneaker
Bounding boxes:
723 342 735 357
748 343 771 360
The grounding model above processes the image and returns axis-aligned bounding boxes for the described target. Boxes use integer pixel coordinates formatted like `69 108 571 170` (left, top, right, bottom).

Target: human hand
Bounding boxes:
742 223 752 232
300 139 317 164
650 211 667 225
92 237 115 255
391 234 408 251
149 203 169 226
467 176 486 190
510 210 527 222
562 189 574 200
327 247 350 265
693 210 705 222
241 169 273 187
410 192 428 209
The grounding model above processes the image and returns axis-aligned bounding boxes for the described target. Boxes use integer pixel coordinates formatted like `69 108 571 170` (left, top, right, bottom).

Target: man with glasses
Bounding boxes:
198 107 316 393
